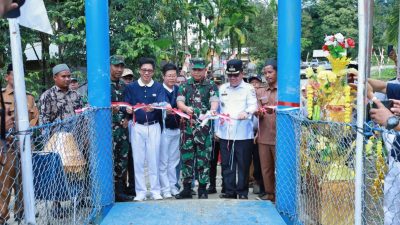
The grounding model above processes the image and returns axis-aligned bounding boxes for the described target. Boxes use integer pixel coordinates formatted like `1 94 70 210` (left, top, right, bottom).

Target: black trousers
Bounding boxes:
220 139 252 196
209 139 222 187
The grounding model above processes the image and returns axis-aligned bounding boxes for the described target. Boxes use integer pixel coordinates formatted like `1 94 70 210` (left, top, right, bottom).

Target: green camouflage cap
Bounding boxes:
110 55 125 65
190 58 206 69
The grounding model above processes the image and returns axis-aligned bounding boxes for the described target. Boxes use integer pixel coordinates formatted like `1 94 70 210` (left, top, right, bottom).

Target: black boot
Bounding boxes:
115 182 134 202
198 184 208 199
207 181 217 194
175 183 193 199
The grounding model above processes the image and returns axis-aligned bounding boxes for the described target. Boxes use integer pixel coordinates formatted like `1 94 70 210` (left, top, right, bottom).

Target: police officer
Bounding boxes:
124 57 168 201
218 60 257 199
109 55 133 202
1 64 39 223
175 58 219 199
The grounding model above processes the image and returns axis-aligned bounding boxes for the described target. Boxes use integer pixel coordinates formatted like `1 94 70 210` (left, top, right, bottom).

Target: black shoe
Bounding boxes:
125 186 136 196
115 193 134 202
207 186 217 194
238 195 248 199
198 184 208 199
258 192 267 198
219 193 237 199
175 188 193 199
198 193 208 199
191 189 196 195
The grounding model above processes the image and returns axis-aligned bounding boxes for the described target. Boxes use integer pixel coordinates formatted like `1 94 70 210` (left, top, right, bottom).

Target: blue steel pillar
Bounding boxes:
85 0 114 209
276 0 301 220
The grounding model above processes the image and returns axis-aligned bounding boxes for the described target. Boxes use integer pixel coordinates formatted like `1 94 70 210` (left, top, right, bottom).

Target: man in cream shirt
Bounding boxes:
218 59 257 199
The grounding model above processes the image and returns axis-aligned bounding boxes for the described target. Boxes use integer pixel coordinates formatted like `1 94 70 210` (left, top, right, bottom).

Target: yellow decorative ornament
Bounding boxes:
326 55 352 74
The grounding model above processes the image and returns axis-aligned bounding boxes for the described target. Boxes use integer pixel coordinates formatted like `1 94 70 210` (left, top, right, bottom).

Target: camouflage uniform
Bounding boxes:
177 78 219 185
111 80 130 183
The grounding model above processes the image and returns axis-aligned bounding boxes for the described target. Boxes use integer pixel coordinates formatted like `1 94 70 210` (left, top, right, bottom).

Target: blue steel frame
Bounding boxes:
85 0 302 223
276 0 301 222
85 0 114 219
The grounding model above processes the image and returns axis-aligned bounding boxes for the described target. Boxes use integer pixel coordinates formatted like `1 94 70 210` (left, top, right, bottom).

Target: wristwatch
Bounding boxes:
386 116 400 130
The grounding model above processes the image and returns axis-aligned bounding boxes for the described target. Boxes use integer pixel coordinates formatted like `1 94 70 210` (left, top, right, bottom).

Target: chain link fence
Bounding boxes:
1 108 113 225
277 110 400 225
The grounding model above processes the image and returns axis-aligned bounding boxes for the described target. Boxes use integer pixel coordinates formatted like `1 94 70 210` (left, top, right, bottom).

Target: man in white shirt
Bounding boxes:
218 59 258 199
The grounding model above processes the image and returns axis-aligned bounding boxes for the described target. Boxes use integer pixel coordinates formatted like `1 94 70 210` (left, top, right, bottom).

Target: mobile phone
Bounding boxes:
388 45 394 56
366 100 394 122
372 100 393 109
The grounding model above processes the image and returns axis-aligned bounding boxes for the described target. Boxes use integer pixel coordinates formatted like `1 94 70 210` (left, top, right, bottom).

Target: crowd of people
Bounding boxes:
0 52 280 222
103 56 279 202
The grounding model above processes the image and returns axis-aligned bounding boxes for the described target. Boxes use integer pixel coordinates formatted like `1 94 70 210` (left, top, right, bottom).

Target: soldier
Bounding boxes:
175 58 219 199
109 55 133 202
69 77 79 90
1 64 39 223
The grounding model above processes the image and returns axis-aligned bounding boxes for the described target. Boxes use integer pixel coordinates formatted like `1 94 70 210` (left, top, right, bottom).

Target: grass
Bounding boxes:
370 68 397 81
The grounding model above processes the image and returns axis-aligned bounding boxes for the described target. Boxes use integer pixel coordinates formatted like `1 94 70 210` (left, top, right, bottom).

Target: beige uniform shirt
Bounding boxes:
2 85 39 127
256 85 277 145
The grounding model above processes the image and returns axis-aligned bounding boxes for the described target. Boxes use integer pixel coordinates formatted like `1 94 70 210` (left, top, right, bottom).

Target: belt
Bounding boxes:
137 120 158 126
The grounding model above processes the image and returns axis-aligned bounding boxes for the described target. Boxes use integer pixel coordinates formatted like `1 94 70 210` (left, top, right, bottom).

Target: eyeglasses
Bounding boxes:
140 68 154 74
227 74 240 78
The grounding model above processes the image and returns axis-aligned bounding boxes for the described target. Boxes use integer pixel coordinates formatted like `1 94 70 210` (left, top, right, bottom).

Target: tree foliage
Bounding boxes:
0 0 397 97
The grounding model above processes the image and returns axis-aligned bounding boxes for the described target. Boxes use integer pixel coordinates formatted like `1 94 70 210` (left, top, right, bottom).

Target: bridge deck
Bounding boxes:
100 199 286 225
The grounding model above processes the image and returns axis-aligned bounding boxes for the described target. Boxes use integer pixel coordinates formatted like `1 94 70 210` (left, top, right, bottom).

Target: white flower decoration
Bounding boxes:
334 33 345 43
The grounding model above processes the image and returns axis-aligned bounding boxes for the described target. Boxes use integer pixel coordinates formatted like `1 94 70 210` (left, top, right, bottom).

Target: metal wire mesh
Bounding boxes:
277 111 400 225
1 108 112 225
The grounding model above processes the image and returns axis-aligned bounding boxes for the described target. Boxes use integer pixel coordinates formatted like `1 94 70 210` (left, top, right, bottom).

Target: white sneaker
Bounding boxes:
151 194 163 200
134 195 147 202
163 193 173 199
171 189 179 196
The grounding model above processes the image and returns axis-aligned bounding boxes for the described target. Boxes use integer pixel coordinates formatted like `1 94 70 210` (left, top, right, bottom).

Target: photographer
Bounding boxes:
368 78 400 225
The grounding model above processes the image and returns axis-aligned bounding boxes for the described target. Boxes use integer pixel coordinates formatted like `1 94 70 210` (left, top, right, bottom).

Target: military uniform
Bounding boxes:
1 85 39 223
111 79 130 188
177 77 219 187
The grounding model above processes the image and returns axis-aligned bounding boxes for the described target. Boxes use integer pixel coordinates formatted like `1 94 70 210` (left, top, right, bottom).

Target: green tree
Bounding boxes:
246 0 277 60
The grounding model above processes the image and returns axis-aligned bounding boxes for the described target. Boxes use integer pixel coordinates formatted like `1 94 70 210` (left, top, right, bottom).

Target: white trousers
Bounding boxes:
384 156 400 225
130 123 161 197
159 128 181 195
